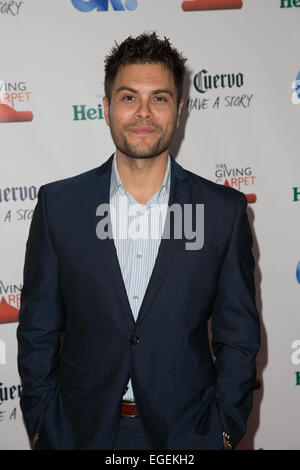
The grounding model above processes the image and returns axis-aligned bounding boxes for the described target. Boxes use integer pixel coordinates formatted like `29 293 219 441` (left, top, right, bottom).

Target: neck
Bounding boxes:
115 151 169 205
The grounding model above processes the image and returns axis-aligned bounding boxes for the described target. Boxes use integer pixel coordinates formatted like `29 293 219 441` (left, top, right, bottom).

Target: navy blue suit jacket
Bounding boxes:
17 155 260 450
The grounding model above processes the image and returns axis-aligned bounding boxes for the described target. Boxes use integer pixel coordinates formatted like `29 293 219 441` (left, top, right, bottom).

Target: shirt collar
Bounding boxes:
110 153 122 199
110 153 171 201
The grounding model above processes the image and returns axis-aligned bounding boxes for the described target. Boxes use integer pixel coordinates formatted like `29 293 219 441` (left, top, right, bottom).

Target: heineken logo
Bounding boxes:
73 103 104 121
280 0 300 8
292 187 300 201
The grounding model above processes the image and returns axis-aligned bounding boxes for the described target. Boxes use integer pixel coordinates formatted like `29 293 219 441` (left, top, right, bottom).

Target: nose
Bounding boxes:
135 98 153 120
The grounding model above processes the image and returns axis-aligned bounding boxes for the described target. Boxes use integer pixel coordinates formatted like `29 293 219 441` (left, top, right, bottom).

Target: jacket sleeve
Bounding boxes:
17 185 65 440
211 193 260 449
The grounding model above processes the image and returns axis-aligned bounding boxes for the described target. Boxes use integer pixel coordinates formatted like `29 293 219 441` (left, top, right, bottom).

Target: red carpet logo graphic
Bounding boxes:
182 0 243 11
0 103 33 123
0 296 19 323
215 165 257 204
244 194 256 204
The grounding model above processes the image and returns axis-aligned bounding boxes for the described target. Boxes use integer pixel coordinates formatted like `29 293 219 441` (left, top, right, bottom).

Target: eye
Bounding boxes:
122 95 136 102
154 96 167 103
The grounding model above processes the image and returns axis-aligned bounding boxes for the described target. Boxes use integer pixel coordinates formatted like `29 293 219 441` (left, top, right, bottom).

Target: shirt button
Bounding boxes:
137 253 142 258
133 295 139 300
130 335 139 345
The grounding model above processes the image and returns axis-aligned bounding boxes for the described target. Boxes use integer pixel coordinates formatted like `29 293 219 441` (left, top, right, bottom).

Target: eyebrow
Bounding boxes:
116 86 174 97
153 88 174 97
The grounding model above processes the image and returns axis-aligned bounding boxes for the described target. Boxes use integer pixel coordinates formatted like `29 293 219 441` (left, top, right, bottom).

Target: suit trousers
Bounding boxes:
113 416 153 450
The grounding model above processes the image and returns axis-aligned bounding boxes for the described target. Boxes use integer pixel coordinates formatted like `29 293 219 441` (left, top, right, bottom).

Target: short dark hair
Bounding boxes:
104 32 187 106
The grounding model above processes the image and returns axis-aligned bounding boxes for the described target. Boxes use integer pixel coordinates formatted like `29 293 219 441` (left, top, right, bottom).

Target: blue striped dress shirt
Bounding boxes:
109 154 171 402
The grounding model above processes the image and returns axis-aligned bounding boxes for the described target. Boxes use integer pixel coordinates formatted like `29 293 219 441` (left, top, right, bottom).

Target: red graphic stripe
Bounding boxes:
0 103 33 123
246 193 257 204
182 0 243 11
0 297 19 324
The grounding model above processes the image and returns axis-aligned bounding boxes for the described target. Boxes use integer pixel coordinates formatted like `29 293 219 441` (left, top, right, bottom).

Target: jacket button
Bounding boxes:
130 335 139 345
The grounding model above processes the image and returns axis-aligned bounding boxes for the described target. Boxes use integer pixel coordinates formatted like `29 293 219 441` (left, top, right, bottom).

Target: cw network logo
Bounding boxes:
296 261 300 284
71 0 138 12
291 71 300 104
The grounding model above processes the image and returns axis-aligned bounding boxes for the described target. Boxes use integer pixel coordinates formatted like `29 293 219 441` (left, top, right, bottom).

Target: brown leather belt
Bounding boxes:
121 401 139 417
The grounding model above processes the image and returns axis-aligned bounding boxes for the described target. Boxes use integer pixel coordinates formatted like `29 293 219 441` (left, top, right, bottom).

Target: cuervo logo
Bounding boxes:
193 69 244 94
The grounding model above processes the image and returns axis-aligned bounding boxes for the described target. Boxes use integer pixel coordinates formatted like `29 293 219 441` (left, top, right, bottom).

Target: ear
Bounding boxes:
102 96 110 126
176 99 184 128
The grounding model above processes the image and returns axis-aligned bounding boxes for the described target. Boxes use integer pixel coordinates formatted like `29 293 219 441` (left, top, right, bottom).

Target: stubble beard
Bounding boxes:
109 116 178 160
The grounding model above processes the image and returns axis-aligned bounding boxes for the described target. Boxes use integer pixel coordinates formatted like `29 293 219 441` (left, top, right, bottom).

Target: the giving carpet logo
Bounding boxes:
0 80 33 123
0 296 19 324
0 281 21 323
0 297 19 323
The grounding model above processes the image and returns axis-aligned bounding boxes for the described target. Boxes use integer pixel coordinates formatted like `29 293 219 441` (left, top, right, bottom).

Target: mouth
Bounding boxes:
130 126 156 135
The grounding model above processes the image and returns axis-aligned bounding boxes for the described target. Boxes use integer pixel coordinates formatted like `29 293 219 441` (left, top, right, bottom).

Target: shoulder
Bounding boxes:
38 156 112 202
40 166 99 197
177 161 247 211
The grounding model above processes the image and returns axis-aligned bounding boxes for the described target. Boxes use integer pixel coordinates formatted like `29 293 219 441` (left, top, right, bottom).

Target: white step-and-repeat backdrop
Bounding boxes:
0 0 299 450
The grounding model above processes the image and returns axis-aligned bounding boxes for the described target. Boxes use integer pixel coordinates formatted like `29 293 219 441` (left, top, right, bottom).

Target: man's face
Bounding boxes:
103 63 183 160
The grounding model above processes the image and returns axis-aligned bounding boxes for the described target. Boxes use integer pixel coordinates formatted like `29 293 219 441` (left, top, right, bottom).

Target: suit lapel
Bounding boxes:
87 155 135 327
135 157 191 327
87 155 192 328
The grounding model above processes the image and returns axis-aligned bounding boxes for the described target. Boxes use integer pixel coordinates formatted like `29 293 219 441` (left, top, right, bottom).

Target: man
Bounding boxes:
17 32 260 450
